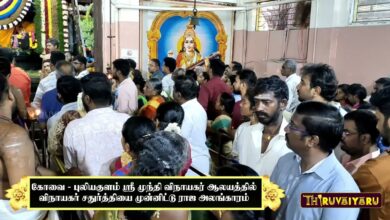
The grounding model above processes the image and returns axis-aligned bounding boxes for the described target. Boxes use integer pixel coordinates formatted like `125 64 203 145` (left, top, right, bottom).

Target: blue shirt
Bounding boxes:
377 136 390 153
151 70 165 80
38 88 63 123
270 152 360 220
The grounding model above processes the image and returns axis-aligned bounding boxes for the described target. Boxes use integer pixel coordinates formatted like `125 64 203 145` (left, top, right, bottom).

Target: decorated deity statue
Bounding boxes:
176 24 202 69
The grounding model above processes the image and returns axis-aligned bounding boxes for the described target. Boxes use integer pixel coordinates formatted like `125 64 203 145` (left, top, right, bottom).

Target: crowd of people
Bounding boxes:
0 38 390 220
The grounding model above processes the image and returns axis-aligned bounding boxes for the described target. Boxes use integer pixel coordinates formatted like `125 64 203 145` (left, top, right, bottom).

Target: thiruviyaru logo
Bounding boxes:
262 176 285 211
301 193 382 208
5 176 30 211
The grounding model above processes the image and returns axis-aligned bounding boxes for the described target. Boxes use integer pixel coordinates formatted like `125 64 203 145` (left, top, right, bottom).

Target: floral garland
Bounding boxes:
33 0 68 54
33 0 43 53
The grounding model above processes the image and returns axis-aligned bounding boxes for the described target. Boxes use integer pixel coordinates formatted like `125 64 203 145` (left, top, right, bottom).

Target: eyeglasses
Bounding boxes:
286 123 308 136
342 131 359 138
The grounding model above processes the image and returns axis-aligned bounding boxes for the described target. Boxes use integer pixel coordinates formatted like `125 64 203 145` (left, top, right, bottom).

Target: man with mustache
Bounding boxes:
354 86 390 220
236 77 291 176
297 63 347 161
340 110 380 174
271 101 360 220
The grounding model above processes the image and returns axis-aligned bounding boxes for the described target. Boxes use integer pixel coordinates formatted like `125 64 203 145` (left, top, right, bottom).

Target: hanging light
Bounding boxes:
190 0 199 28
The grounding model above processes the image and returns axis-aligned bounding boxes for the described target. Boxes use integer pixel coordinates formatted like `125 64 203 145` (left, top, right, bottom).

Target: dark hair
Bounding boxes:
254 77 289 101
370 86 390 118
131 131 189 176
295 101 343 153
174 76 198 100
50 51 65 66
113 59 130 77
338 84 349 94
55 60 73 70
244 88 256 108
163 57 176 73
301 63 338 101
73 55 87 66
47 38 59 47
150 59 160 68
202 72 210 82
148 78 163 94
228 75 236 86
185 69 197 81
156 102 185 130
42 59 51 64
347 83 367 102
216 164 258 176
231 61 243 72
0 57 11 77
80 72 112 106
0 48 14 62
219 92 235 115
57 76 82 104
133 73 146 91
237 69 257 89
122 116 156 154
127 59 137 69
123 211 154 220
344 110 379 144
209 58 225 77
0 74 9 103
375 77 390 86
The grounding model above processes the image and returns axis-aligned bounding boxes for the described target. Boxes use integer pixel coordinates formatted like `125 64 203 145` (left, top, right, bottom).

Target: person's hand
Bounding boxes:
204 58 210 68
27 107 40 120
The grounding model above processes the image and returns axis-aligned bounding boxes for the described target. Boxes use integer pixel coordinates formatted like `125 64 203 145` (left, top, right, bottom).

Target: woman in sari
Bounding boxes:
138 78 165 120
209 92 235 132
111 116 156 176
156 102 192 175
94 131 191 220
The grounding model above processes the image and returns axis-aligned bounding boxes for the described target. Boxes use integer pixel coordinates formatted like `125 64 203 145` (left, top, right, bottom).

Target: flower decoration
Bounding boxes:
164 122 181 135
261 176 285 211
5 176 29 211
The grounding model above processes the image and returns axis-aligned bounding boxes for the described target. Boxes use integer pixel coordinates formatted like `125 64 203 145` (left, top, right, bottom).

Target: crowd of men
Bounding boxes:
0 39 390 220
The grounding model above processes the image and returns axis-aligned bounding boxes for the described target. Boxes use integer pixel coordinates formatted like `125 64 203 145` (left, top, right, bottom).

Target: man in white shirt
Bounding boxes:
73 55 89 79
236 77 291 176
112 59 138 115
31 51 66 108
173 76 210 175
63 73 129 176
162 57 176 99
281 59 300 113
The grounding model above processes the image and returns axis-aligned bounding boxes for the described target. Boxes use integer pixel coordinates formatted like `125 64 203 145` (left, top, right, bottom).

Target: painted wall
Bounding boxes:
102 0 140 69
100 0 235 74
140 1 234 74
233 0 390 88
